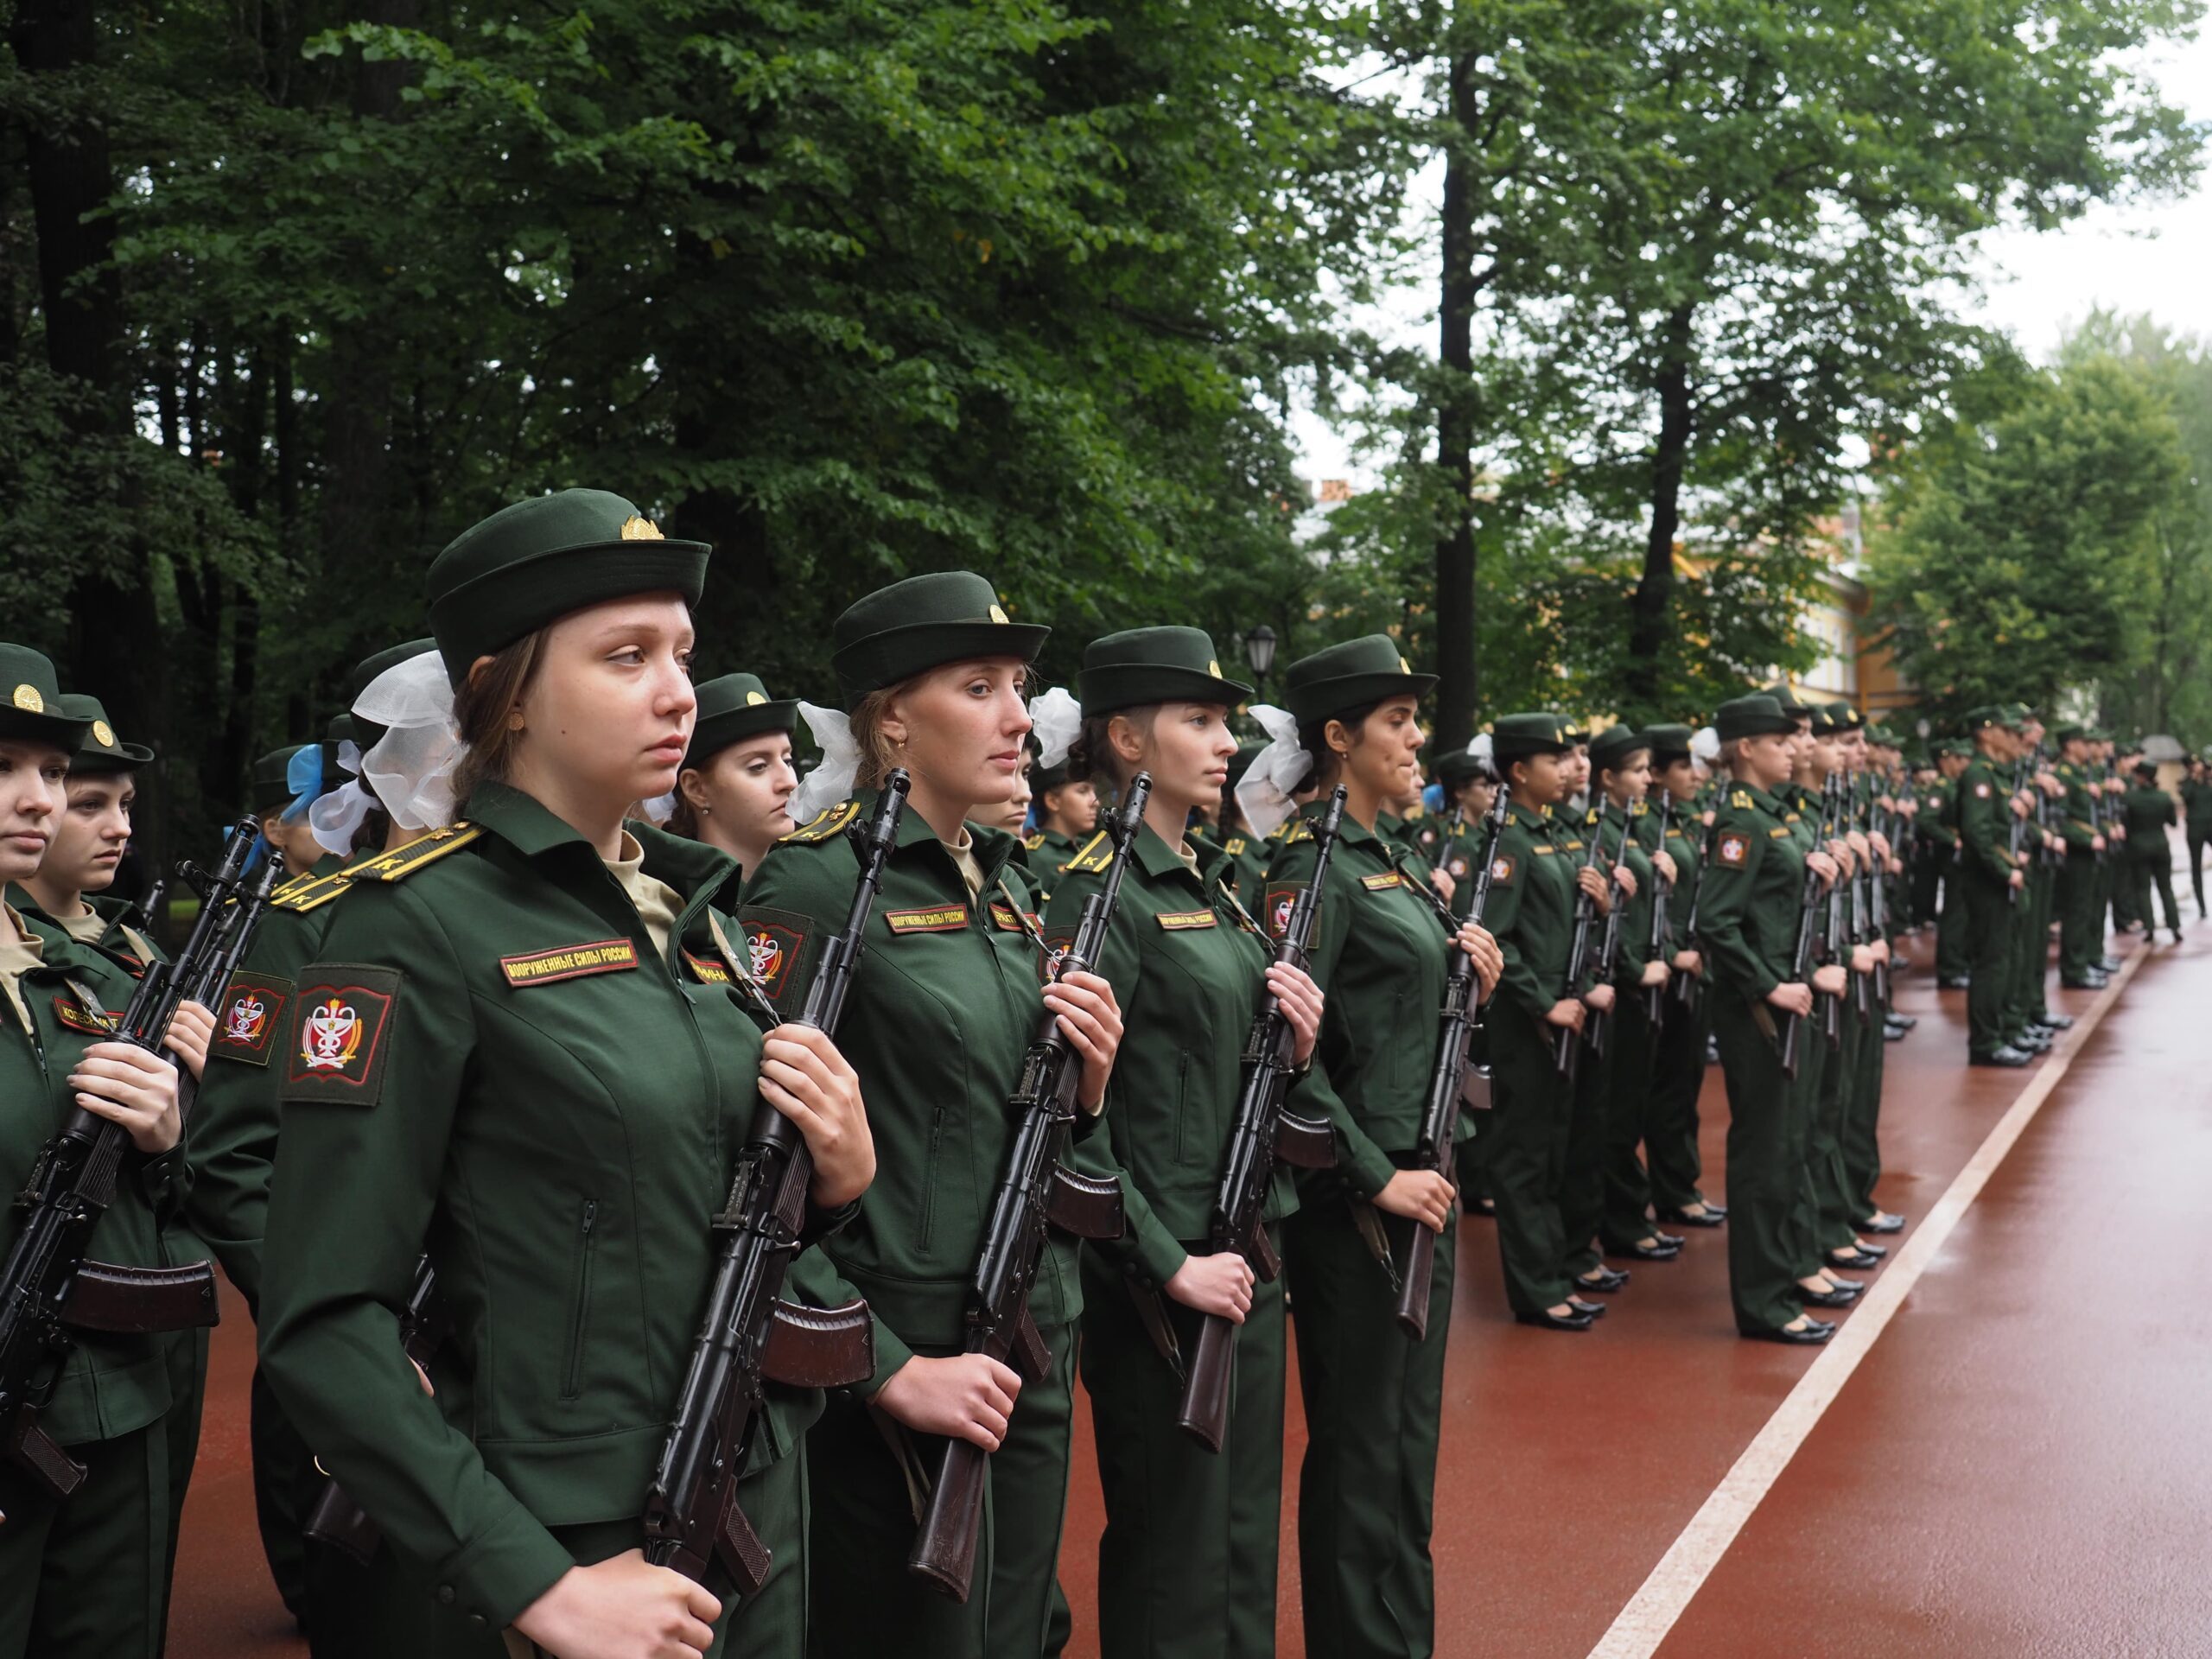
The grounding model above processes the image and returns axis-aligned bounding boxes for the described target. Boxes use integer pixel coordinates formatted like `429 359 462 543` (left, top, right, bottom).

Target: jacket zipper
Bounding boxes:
561 1198 598 1400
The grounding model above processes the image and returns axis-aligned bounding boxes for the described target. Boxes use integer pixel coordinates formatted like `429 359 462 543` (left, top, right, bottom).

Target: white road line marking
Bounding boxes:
1586 944 2151 1659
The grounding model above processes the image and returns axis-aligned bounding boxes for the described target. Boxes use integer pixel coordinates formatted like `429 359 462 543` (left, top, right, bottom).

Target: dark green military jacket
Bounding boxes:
1956 756 2020 886
1694 784 1808 1004
2055 761 2101 855
1592 799 1656 982
1919 780 1958 850
1 908 188 1446
741 788 1080 1389
1023 828 1081 904
1265 802 1451 1200
1450 797 1579 1047
1656 803 1703 959
2121 784 2177 860
1216 827 1270 898
1048 823 1290 1292
257 785 822 1629
185 851 351 1309
2180 775 2212 830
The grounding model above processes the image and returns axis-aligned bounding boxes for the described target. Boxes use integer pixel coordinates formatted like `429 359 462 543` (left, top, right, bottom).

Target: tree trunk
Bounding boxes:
1627 302 1696 716
1431 48 1482 751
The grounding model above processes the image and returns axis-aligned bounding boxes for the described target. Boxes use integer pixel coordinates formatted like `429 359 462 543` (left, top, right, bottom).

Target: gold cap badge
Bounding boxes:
1207 659 1223 678
12 684 42 714
92 720 116 748
745 691 767 707
988 603 1010 625
1399 655 1413 674
620 515 664 542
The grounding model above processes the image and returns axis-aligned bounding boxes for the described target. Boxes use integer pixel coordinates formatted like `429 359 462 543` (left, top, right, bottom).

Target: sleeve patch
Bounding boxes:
1715 831 1751 868
213 970 294 1066
1488 854 1516 886
285 966 400 1107
499 938 639 987
735 906 816 1018
1974 782 1992 798
1264 883 1310 940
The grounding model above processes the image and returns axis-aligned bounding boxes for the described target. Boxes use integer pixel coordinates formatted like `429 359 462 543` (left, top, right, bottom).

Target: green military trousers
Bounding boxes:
250 1366 315 1624
1803 996 1862 1255
2056 854 2104 982
1598 995 1662 1252
2187 824 2208 917
2003 867 2056 1034
1910 854 1942 936
1484 1008 1573 1315
1560 1021 1613 1281
1936 857 1970 982
2133 855 2181 936
0 1420 171 1659
1643 985 1715 1214
1841 993 1889 1224
1283 1178 1454 1659
2108 842 2139 931
1079 1237 1285 1659
809 1319 1077 1659
1715 995 1815 1335
1963 874 2018 1058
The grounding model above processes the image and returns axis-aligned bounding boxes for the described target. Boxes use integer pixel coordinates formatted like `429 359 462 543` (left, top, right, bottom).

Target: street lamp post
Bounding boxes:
1243 624 1277 700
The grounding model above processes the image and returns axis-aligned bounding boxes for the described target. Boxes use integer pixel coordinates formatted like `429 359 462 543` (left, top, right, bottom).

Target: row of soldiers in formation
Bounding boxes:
1 486 2200 1659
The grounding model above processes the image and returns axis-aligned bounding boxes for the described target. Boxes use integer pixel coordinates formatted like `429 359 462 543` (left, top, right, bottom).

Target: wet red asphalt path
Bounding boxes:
168 906 2204 1657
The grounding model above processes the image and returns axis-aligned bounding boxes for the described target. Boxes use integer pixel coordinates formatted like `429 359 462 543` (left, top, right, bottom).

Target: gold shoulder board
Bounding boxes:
350 823 485 883
1730 789 1755 810
1065 830 1116 874
1281 818 1314 846
782 800 861 845
1023 832 1046 851
270 871 354 913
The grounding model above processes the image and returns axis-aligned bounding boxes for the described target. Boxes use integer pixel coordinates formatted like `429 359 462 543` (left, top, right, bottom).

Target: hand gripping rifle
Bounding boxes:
1645 796 1676 1029
1866 786 1892 1012
1552 822 1608 1080
908 776 1150 1601
1781 784 1839 1082
1845 776 1872 1024
1387 785 1509 1341
1584 810 1635 1060
639 774 907 1596
1 819 275 1505
1175 787 1345 1453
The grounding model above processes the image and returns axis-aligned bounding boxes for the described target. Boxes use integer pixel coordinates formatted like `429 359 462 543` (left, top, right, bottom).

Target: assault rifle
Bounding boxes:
1552 821 1608 1081
1645 796 1676 1028
1782 781 1840 1081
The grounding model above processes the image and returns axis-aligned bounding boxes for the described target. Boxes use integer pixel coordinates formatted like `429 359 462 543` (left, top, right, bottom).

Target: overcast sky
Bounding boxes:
1292 22 2212 486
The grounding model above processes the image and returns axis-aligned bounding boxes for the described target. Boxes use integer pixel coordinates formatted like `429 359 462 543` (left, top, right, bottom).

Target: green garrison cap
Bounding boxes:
1559 718 1591 746
1716 694 1797 743
1826 700 1865 733
1491 711 1570 761
0 644 90 750
350 637 438 752
60 693 153 772
1999 702 2033 731
1281 634 1435 727
1644 722 1695 763
2053 723 2087 745
1760 681 1813 720
1962 705 2003 731
1078 626 1252 718
1433 747 1483 790
1806 702 1840 736
683 673 799 770
250 744 312 810
1588 722 1649 773
830 570 1048 705
429 491 709 685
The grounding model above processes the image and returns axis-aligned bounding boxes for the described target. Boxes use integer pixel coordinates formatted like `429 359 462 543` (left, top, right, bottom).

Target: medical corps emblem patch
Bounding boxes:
213 970 291 1067
1716 831 1751 868
284 966 399 1106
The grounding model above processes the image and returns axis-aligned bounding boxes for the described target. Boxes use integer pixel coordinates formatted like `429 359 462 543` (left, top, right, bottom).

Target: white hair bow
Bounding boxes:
308 738 374 855
1465 731 1495 779
353 650 462 831
1235 703 1313 839
790 701 860 823
1027 687 1083 771
1691 725 1721 765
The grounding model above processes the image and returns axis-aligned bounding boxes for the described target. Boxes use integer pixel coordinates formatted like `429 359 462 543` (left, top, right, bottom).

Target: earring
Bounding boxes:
507 709 524 732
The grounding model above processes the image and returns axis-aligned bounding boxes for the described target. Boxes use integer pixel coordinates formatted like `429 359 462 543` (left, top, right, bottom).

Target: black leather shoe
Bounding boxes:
1883 1022 1908 1042
1971 1046 2034 1067
1516 1307 1594 1332
1746 1320 1834 1345
1860 1211 1905 1234
2097 957 2122 973
1827 1248 1882 1271
1885 1013 1918 1032
2012 1028 2052 1052
1653 1230 1684 1249
2034 1013 2075 1030
1567 1297 1607 1319
1656 1205 1726 1229
1612 1238 1681 1262
1798 1282 1859 1307
1936 976 1972 989
2060 976 2107 990
1577 1266 1630 1293
1851 1239 1888 1258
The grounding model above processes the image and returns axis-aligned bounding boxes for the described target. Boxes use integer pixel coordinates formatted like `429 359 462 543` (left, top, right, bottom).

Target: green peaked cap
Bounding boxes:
1078 626 1251 716
1643 723 1695 762
1715 694 1796 742
59 693 154 772
1588 722 1649 772
429 490 709 686
684 673 799 770
830 571 1048 705
1491 711 1569 761
1281 634 1434 726
0 644 89 750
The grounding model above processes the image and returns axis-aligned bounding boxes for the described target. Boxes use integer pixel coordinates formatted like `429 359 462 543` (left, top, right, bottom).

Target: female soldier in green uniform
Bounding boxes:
1259 636 1500 1659
0 644 209 1659
735 571 1124 1659
668 673 801 877
1638 726 1725 1230
1696 696 1845 1344
1044 627 1326 1659
1028 754 1098 874
257 491 875 1659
